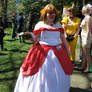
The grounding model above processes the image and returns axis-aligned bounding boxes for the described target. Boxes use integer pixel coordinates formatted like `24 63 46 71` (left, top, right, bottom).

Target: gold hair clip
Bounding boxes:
56 10 59 14
40 9 46 15
40 8 59 15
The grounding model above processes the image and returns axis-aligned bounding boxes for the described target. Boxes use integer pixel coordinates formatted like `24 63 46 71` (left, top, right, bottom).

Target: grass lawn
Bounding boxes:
0 28 80 92
0 30 33 92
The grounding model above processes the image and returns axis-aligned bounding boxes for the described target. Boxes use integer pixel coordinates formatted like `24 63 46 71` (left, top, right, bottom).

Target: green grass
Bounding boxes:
0 32 33 92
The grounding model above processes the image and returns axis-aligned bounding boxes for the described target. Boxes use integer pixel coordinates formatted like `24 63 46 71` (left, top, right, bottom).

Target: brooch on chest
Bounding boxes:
56 44 62 50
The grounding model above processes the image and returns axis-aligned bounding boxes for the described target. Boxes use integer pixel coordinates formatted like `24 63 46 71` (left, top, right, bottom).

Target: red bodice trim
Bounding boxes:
33 28 64 35
21 43 74 76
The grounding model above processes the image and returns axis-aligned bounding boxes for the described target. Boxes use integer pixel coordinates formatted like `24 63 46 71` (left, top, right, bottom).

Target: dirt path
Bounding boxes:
70 62 92 92
70 46 92 92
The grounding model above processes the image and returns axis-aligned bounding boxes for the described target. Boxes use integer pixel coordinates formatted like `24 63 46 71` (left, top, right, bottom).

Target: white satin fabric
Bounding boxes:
39 31 61 46
14 50 70 92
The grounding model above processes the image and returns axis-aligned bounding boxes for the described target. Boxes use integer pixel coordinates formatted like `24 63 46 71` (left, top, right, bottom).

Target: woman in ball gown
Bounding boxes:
14 4 73 92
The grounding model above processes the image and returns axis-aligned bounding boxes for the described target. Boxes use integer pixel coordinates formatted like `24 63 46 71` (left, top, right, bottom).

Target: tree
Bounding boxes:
23 0 50 26
0 0 7 25
50 0 63 14
0 0 3 16
7 0 17 14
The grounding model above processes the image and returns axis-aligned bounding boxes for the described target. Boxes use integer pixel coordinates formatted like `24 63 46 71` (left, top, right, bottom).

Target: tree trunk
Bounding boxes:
0 0 8 27
4 0 8 27
0 0 3 16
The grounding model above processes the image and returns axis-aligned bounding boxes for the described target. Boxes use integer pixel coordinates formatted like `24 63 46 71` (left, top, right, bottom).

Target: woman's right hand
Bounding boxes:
20 67 23 73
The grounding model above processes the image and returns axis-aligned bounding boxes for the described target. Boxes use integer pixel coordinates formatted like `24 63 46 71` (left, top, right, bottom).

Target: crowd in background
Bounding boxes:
61 3 92 88
61 3 92 72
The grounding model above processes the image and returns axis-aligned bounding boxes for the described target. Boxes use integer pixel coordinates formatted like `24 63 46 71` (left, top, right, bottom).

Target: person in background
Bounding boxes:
16 12 24 43
62 6 68 18
11 13 17 39
61 7 81 64
0 16 5 51
14 4 73 92
26 12 33 32
80 5 92 73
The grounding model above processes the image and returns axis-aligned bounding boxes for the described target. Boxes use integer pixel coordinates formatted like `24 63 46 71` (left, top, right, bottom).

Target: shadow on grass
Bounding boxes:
23 41 33 44
8 49 28 53
5 39 16 41
0 67 19 73
0 53 8 55
70 87 92 92
0 50 23 92
5 39 33 45
0 77 17 82
0 61 12 65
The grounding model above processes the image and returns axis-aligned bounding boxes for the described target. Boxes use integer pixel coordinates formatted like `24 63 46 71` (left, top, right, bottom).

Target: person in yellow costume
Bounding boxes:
61 7 81 63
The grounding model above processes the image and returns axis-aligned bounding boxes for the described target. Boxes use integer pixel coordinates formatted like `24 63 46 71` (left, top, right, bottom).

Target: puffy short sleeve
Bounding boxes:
61 17 69 26
33 21 43 35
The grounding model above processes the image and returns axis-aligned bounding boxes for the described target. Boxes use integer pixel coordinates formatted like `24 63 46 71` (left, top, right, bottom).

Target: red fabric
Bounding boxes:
21 43 74 76
21 43 48 76
31 38 35 43
33 28 64 35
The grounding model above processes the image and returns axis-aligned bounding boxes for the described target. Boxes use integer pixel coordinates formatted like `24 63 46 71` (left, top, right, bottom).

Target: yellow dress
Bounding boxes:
61 16 81 61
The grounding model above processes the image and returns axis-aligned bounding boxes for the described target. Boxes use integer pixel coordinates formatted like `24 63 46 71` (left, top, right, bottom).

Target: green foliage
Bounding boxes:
8 0 17 13
16 3 25 13
0 6 2 13
50 0 63 16
23 0 50 25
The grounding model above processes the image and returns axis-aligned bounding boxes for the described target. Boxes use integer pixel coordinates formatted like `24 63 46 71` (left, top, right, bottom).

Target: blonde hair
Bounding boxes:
82 5 90 14
40 4 59 23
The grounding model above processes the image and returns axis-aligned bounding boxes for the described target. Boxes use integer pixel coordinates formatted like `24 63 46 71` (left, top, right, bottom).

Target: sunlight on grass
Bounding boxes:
4 28 12 35
0 31 33 92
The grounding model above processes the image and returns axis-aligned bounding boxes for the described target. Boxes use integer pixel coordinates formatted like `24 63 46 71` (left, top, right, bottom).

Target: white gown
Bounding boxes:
14 21 71 92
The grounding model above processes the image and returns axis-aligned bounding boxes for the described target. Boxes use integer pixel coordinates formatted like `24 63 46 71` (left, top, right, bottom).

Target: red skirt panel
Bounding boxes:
21 43 74 76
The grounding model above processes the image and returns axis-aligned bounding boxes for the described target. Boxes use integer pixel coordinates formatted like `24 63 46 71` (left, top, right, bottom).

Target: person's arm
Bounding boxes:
30 32 40 43
74 25 80 38
86 17 91 40
60 33 70 57
61 17 68 38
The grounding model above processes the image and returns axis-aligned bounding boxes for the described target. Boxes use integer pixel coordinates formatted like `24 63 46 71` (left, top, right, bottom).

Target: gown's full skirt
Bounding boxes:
14 49 70 92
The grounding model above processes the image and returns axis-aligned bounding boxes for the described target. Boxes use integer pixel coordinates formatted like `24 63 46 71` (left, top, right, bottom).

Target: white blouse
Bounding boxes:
39 30 60 46
34 21 63 46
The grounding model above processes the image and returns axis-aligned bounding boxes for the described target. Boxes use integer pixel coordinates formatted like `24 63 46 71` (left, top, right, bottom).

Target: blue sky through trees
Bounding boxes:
15 0 24 3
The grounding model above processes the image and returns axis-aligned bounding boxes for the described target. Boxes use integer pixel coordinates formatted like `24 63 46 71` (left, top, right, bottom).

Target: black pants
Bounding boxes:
0 38 3 50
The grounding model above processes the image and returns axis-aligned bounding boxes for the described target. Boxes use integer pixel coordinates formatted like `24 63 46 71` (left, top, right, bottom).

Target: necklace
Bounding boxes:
47 23 54 26
46 21 54 26
49 23 54 26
